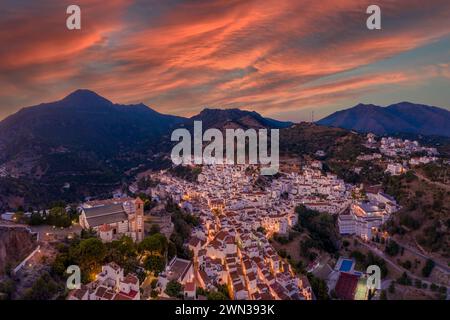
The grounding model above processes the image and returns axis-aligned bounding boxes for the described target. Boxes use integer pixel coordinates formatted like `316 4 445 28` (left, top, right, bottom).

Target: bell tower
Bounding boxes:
134 197 145 242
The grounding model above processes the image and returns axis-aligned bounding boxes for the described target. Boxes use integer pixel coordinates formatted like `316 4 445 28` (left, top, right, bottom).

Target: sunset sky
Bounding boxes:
1 0 450 121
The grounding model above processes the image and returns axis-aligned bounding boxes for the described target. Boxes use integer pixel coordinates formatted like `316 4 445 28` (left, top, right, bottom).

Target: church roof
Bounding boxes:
84 203 128 227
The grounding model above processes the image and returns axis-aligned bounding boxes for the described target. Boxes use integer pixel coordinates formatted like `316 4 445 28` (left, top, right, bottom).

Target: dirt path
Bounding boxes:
415 172 450 191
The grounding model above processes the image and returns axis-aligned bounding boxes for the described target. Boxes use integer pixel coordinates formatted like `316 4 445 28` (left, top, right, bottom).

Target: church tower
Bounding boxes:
134 197 145 242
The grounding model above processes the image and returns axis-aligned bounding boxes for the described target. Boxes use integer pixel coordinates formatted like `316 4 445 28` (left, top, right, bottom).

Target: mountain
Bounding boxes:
185 108 292 130
317 102 450 137
0 90 292 208
0 90 186 207
0 89 184 162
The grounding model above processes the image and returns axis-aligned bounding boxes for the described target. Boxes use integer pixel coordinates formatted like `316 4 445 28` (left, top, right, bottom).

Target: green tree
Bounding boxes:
388 281 396 294
385 239 400 256
144 255 165 274
307 273 329 300
421 259 435 278
165 280 183 298
78 238 106 272
22 273 59 300
47 207 72 228
0 279 16 300
207 291 229 300
139 233 168 256
29 212 44 225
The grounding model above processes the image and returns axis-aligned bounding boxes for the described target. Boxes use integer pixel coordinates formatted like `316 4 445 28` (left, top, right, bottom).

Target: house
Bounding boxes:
183 281 196 299
157 257 194 294
67 262 140 300
79 197 144 242
385 163 406 176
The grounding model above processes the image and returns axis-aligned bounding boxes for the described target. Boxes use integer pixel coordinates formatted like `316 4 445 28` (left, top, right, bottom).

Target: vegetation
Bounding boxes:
52 232 169 283
166 199 199 259
307 273 329 300
421 259 435 278
169 165 202 182
382 170 449 257
294 205 338 254
139 233 168 274
22 272 62 300
0 279 16 300
350 250 388 277
385 239 401 256
397 272 412 286
137 176 159 190
164 280 183 298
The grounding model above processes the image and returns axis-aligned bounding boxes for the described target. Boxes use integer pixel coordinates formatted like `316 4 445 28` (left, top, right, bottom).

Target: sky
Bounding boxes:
0 0 449 122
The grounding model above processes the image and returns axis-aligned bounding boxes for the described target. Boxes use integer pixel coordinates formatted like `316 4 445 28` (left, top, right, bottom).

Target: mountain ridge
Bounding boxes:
317 102 450 137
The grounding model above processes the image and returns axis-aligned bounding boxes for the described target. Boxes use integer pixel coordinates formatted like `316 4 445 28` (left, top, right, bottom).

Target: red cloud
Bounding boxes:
0 0 449 120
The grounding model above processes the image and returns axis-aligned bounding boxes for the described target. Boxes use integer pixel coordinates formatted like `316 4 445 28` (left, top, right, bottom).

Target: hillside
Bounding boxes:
0 91 292 209
183 108 292 130
0 90 184 209
317 102 450 137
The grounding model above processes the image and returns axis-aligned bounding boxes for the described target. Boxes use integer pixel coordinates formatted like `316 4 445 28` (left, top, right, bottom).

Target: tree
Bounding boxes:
397 272 412 286
414 279 422 289
388 281 396 294
385 239 400 256
307 273 329 300
106 236 137 265
0 279 16 300
22 273 59 300
380 290 387 300
139 233 168 256
78 238 106 273
144 255 165 274
12 211 25 223
401 260 412 270
47 207 72 228
165 280 183 298
207 291 228 300
421 259 435 278
29 212 44 225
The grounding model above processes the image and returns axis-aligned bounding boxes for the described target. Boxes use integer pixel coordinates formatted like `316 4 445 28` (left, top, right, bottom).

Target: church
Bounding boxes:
79 197 144 242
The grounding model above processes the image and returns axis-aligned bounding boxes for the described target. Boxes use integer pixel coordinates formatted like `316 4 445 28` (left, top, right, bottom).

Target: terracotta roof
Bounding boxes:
184 281 196 292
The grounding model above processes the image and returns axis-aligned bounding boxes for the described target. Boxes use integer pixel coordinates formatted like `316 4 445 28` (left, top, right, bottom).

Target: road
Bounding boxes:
398 241 450 274
356 239 449 299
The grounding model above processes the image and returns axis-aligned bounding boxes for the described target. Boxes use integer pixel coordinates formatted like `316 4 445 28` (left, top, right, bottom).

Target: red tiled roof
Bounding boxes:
184 281 196 292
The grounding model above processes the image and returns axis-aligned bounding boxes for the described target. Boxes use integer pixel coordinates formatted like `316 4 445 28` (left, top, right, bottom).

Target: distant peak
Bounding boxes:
198 107 256 115
353 103 380 109
62 89 112 106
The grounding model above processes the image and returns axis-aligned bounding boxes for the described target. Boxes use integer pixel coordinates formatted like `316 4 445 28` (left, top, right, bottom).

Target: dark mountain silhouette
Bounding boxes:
0 89 184 161
0 90 294 208
317 102 450 137
183 108 292 130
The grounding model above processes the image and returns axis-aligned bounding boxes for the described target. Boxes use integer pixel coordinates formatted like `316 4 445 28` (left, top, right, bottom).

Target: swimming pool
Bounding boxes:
339 259 354 272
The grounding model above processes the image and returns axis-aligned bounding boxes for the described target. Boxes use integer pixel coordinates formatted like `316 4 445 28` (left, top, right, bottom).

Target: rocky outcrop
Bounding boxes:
0 226 36 274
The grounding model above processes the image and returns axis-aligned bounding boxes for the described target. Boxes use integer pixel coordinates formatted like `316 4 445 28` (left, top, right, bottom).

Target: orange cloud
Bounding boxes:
0 0 449 120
